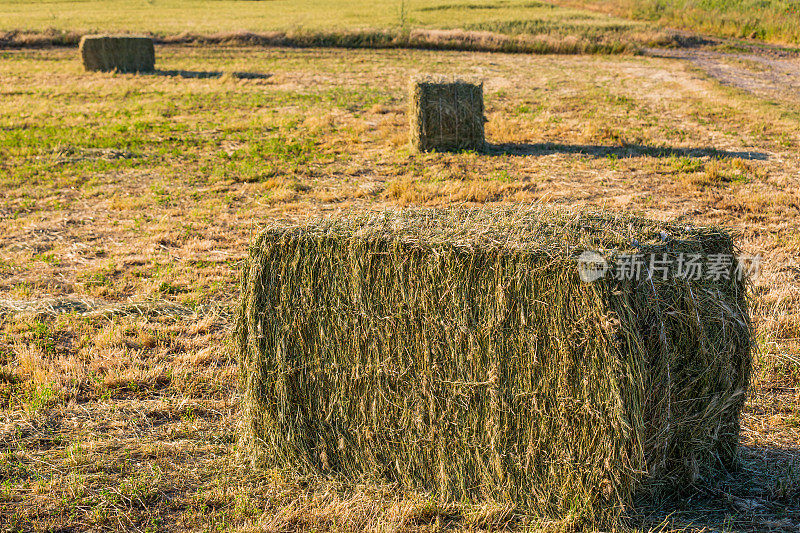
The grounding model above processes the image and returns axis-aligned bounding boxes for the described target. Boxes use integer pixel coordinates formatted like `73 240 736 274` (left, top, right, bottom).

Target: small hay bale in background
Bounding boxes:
235 206 752 525
79 35 155 73
409 76 485 152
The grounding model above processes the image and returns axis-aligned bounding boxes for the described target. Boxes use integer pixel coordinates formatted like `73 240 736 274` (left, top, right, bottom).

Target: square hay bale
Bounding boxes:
79 35 155 73
235 206 751 524
409 76 485 152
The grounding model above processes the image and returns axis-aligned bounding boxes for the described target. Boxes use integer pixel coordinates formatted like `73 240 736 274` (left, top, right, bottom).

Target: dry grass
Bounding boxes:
0 44 798 531
1 27 685 56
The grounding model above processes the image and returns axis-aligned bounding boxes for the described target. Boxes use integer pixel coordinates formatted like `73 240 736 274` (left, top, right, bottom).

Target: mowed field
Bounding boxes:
1 2 800 532
0 0 660 36
1 0 685 55
4 0 799 47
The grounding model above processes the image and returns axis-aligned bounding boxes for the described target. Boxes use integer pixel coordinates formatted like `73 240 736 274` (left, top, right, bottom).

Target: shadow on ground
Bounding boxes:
150 69 272 80
632 445 800 532
486 142 768 160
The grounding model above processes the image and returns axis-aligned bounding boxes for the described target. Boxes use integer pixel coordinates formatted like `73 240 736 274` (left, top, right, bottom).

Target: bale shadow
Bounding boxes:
631 444 800 531
486 142 768 161
150 69 272 80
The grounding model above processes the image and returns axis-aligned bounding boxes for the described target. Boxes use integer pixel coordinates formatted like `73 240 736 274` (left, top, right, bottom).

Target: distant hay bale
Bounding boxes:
409 76 485 152
235 206 752 524
79 35 155 73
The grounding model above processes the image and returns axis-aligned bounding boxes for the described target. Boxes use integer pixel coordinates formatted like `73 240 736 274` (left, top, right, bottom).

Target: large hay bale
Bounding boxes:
79 35 155 73
409 76 485 152
236 206 751 524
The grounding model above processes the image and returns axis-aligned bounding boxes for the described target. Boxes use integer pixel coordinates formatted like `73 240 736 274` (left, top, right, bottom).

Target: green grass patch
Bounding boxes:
556 0 800 45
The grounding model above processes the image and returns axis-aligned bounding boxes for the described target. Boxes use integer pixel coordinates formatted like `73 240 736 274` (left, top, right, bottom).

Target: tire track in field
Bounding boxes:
647 46 800 106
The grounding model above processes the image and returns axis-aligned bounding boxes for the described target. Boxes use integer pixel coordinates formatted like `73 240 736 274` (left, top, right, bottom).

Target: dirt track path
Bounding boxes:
648 46 800 105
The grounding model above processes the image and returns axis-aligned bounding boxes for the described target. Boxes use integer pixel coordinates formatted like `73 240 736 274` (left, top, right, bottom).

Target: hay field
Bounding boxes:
0 0 656 35
0 42 799 531
0 0 681 53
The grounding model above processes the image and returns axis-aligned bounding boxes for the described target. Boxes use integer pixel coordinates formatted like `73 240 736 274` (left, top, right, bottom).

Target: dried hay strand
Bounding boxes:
235 206 752 526
79 35 155 73
0 297 193 318
409 76 486 152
